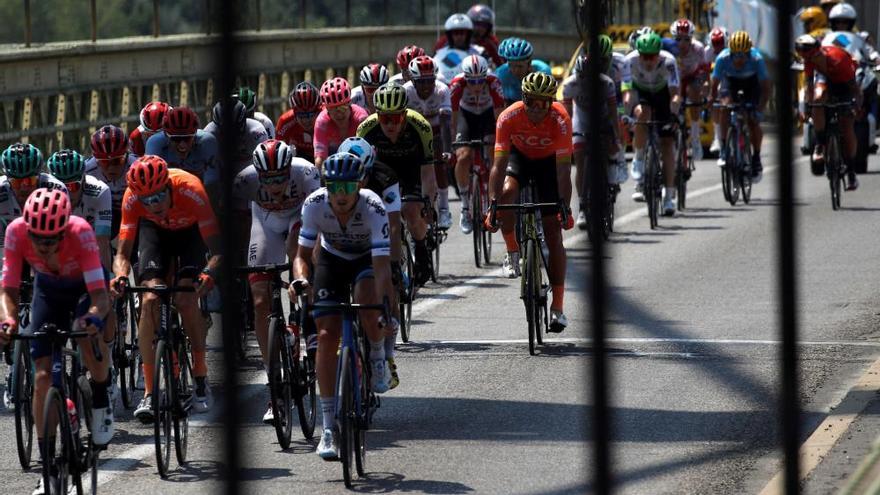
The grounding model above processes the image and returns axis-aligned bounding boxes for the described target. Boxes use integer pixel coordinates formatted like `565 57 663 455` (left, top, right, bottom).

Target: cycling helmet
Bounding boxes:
396 45 427 71
212 100 248 128
320 77 352 108
373 82 409 113
795 34 821 57
671 18 696 38
90 125 129 159
593 34 614 59
322 152 365 182
800 7 828 33
501 37 533 61
233 86 257 113
467 4 495 26
574 55 588 75
126 155 170 196
290 81 321 112
408 56 437 80
636 32 662 55
47 150 85 183
139 101 172 132
829 3 857 29
710 27 729 48
461 54 490 78
521 72 557 99
1 143 43 178
629 26 655 50
728 31 752 53
444 13 474 32
23 188 71 236
253 139 294 174
337 137 376 172
163 107 200 135
359 63 389 87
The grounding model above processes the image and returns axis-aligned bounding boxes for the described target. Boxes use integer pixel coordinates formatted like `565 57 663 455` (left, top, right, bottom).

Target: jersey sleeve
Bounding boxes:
410 112 435 165
494 108 513 154
95 185 113 237
312 113 330 159
0 221 24 289
144 133 164 156
186 179 220 240
621 56 634 90
74 222 107 292
666 56 681 89
439 85 452 115
553 104 574 158
449 79 464 112
118 189 143 242
297 193 322 249
232 167 258 209
303 165 321 196
756 55 769 81
366 195 391 258
561 75 578 101
488 76 506 109
712 55 726 79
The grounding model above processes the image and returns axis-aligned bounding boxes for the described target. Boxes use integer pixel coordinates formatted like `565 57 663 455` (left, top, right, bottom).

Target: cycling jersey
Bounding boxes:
1 216 105 293
364 161 401 214
495 101 573 160
448 74 505 114
404 80 453 128
313 104 369 161
622 50 680 92
351 86 375 113
356 109 434 196
711 48 769 82
118 168 219 242
389 72 448 85
805 45 857 84
275 109 316 163
232 158 320 213
609 52 626 86
85 154 136 212
128 126 154 156
676 39 709 78
563 73 617 136
74 175 113 238
202 118 269 173
434 46 485 81
435 34 504 66
145 130 220 184
703 45 723 66
822 31 880 65
0 173 66 256
252 111 276 139
298 188 391 260
495 60 553 102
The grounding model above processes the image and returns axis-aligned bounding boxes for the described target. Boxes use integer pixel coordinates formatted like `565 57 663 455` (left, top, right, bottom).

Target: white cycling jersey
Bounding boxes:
403 80 452 128
232 158 321 213
622 50 680 92
0 173 66 259
74 175 113 238
84 154 137 212
203 118 269 172
676 39 708 77
253 111 276 139
351 86 373 112
822 31 880 65
703 45 723 66
298 188 390 260
434 46 483 82
610 51 626 86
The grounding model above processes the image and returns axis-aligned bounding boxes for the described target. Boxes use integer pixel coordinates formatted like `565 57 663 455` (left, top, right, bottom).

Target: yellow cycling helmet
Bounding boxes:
800 6 828 33
729 31 752 54
521 72 558 99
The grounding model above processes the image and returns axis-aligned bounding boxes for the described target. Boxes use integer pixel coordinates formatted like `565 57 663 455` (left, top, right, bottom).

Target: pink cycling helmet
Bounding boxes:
320 77 352 108
23 188 71 236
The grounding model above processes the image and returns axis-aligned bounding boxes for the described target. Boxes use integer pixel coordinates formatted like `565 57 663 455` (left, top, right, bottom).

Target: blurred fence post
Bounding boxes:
152 0 160 37
345 0 351 27
384 0 389 25
23 0 32 47
420 0 426 24
300 0 306 28
205 0 213 34
256 0 262 31
90 0 97 42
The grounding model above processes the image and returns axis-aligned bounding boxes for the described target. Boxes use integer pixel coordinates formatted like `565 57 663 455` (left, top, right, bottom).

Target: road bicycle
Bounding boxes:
452 139 493 267
714 92 755 206
576 131 620 242
111 285 139 410
633 119 672 228
808 100 854 210
675 100 707 211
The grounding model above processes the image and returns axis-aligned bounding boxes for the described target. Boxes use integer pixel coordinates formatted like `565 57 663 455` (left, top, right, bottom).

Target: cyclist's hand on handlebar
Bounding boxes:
0 317 17 346
558 207 574 230
78 314 105 336
440 152 453 164
196 271 215 297
110 275 128 298
483 211 499 233
289 278 310 299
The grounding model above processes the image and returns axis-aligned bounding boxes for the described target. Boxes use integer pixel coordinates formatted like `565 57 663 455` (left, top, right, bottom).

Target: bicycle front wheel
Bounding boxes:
13 340 34 470
828 137 842 210
645 145 660 229
399 233 414 343
725 130 741 205
470 172 483 268
153 341 173 478
174 339 192 465
337 348 355 488
295 349 317 441
524 240 538 356
268 317 294 449
42 387 75 495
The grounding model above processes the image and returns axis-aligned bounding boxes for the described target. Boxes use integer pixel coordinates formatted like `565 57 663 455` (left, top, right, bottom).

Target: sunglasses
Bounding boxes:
466 77 486 85
168 134 195 143
675 36 692 42
97 155 127 167
9 176 39 189
139 188 169 206
296 111 318 120
523 96 552 110
378 112 406 124
65 180 83 194
326 181 359 195
28 232 63 247
259 173 288 185
640 53 659 61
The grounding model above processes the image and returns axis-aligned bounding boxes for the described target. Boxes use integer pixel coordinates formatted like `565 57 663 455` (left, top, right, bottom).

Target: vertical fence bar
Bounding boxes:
515 0 521 27
300 0 306 28
420 0 426 24
384 0 390 26
345 0 351 27
256 0 262 31
90 0 97 42
152 0 160 37
775 1 799 494
205 0 212 34
23 0 32 47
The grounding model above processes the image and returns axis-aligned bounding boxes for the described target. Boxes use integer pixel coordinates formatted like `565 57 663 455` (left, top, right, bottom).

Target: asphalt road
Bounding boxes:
1 136 879 494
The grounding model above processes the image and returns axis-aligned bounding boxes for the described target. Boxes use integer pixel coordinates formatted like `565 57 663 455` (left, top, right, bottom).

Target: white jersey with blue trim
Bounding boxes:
74 174 113 238
298 188 391 260
0 173 67 260
85 153 137 212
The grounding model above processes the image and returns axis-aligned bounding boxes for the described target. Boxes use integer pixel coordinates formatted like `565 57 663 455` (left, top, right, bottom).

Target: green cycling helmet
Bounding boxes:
594 34 614 59
636 32 662 55
234 86 257 114
1 143 43 178
47 149 85 183
373 82 409 113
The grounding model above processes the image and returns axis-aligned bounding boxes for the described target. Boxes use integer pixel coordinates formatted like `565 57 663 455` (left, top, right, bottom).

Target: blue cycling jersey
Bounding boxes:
712 48 769 81
495 59 552 102
145 130 219 185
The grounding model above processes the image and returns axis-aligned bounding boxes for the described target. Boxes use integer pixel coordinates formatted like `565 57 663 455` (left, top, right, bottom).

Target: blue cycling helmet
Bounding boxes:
337 137 376 172
501 37 533 61
323 152 365 182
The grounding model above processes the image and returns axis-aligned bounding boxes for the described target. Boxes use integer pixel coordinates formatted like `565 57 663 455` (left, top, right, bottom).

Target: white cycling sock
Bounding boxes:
438 188 449 210
321 397 334 430
370 340 385 361
714 123 721 141
635 148 646 162
665 186 676 200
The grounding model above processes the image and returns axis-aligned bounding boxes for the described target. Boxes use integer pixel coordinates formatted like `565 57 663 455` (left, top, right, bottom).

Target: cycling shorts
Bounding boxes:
728 75 760 106
456 108 496 143
137 221 207 282
311 247 374 319
505 147 560 206
247 206 300 284
680 72 707 96
821 81 854 103
631 86 675 137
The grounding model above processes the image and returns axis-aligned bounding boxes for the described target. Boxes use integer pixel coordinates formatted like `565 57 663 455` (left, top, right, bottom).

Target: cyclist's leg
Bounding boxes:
812 80 829 160
352 262 388 385
248 207 287 370
686 77 705 157
432 125 450 217
498 151 524 252
135 220 170 398
534 155 566 313
171 226 211 385
454 111 474 202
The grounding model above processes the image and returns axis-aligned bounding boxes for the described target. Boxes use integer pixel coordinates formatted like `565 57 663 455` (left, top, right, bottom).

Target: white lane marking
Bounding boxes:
403 337 880 347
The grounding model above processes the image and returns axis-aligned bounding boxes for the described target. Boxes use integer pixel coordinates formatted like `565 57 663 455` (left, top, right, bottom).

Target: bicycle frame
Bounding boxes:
808 100 853 210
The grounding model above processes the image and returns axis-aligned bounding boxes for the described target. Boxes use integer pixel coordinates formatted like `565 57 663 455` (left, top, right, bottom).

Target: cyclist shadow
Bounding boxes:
342 471 474 493
162 459 223 483
396 341 495 354
239 466 294 481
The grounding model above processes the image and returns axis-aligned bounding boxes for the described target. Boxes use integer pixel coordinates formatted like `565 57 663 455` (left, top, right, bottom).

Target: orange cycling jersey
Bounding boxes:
118 168 219 242
494 101 573 160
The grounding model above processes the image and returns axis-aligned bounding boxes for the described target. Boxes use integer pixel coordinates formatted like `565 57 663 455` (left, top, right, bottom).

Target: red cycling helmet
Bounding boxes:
710 27 728 49
139 101 172 132
408 56 437 80
290 81 321 112
253 139 294 174
396 45 426 71
126 155 170 196
319 77 352 108
162 107 200 136
23 188 71 236
90 125 129 159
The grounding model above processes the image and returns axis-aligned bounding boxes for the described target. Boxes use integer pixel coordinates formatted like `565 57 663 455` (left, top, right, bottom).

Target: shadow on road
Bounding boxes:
346 471 474 493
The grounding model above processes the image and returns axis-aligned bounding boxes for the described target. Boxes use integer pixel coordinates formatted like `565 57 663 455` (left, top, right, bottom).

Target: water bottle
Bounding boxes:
66 398 79 436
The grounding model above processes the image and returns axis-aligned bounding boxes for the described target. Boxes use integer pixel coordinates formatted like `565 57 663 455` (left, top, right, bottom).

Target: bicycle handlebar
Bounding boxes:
807 101 855 110
488 199 566 230
11 323 102 361
124 284 196 295
452 139 487 148
237 262 292 274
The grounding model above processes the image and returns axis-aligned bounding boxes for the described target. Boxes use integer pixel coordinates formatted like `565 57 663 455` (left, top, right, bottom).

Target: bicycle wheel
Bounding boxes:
113 300 131 410
740 129 753 204
725 130 740 205
524 239 538 355
267 317 293 449
337 347 355 488
645 145 660 229
534 245 545 346
828 137 842 210
399 233 414 343
42 387 76 495
237 282 253 362
295 349 317 440
353 348 368 477
127 295 140 392
676 129 688 211
432 228 441 281
13 340 34 470
470 172 483 267
76 375 96 495
153 341 172 478
174 339 192 465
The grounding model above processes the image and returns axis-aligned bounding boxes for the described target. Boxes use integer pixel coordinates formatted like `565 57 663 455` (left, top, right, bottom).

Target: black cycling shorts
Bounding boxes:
632 86 674 137
505 147 560 206
137 220 207 281
728 75 760 106
456 108 496 142
311 248 374 319
823 81 853 103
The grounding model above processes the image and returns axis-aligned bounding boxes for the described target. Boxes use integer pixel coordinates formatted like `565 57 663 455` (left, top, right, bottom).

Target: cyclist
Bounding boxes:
130 101 171 156
0 188 115 495
709 31 770 183
628 26 655 52
820 0 842 18
404 55 454 229
434 13 486 81
670 18 710 161
205 99 270 174
276 81 321 164
145 106 220 185
291 152 397 460
337 137 402 390
352 63 390 114
488 72 573 331
357 82 436 287
464 4 504 65
449 54 505 234
234 86 276 139
705 27 729 154
495 37 552 106
313 77 369 170
86 125 138 241
796 34 862 189
391 45 428 84
233 139 320 424
622 32 682 214
800 6 830 39
111 156 221 420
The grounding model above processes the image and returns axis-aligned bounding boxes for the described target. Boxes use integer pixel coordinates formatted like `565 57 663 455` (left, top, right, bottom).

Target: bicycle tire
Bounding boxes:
524 239 538 355
353 347 368 477
42 387 74 495
127 295 140 393
534 242 545 346
828 137 842 210
13 340 34 470
433 228 440 281
720 159 732 203
645 144 660 229
295 350 317 441
114 299 132 410
174 340 192 466
725 130 740 205
75 375 95 495
740 127 753 204
268 317 294 449
481 183 492 264
399 233 414 343
470 173 483 267
338 347 355 488
676 128 688 211
153 340 172 478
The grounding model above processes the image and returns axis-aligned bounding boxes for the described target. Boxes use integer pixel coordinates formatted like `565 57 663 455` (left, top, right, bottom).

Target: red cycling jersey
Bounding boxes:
118 168 219 242
449 74 505 114
276 109 316 162
806 45 857 85
494 101 573 160
2 216 106 292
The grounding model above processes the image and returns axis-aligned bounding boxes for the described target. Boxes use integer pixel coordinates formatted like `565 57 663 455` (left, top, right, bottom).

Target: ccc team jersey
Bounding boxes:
494 101 573 160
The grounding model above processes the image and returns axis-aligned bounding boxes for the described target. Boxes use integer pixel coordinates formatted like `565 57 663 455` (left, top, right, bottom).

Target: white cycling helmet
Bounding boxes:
461 54 490 78
445 13 474 31
337 137 376 172
829 3 857 21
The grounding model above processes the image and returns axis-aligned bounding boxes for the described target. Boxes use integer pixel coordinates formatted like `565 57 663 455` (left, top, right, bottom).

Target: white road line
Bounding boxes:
402 337 880 347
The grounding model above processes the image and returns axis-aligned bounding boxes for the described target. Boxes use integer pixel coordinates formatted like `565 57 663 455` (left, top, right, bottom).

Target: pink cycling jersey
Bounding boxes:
2 216 105 292
312 104 369 160
449 74 505 114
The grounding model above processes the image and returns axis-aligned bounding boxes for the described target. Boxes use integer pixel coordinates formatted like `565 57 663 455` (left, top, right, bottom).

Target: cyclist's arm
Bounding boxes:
0 228 22 329
0 288 20 342
489 150 509 200
202 233 222 277
292 244 313 283
84 287 111 324
439 112 452 155
112 238 133 279
372 255 397 319
557 154 572 212
96 186 113 268
113 192 139 279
